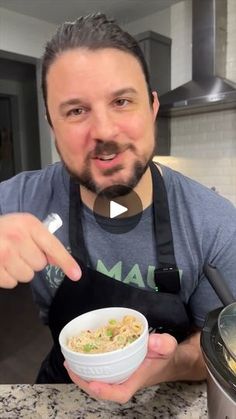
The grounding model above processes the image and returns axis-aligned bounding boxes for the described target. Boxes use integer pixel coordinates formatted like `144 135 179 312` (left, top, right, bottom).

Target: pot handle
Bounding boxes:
203 264 235 306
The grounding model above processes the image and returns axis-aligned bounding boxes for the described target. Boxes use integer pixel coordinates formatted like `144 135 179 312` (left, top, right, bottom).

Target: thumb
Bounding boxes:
147 333 177 359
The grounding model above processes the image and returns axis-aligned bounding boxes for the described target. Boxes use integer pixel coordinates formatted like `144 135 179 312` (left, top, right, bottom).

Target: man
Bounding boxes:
0 13 235 403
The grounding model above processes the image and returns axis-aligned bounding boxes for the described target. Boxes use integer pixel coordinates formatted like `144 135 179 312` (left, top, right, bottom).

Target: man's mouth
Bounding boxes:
91 142 130 162
91 151 125 173
95 153 117 161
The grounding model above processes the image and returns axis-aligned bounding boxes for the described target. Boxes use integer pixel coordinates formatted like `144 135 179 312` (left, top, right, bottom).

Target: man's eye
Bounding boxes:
67 108 84 116
115 98 129 107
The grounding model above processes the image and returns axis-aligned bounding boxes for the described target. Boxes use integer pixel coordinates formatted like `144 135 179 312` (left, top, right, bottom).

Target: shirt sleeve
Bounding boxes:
0 180 21 216
189 227 236 328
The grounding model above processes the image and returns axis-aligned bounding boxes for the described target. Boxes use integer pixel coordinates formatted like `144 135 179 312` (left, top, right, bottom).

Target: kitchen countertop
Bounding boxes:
0 381 207 418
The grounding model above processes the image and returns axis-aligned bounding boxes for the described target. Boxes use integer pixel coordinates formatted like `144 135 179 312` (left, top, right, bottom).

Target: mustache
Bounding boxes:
90 141 133 158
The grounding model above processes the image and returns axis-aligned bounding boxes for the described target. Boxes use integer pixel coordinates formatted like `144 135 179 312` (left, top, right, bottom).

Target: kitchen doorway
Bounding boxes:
0 95 17 181
0 54 41 179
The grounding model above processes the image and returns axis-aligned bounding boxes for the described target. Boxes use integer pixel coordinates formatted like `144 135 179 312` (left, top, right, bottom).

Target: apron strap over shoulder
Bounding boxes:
69 180 88 265
150 162 177 269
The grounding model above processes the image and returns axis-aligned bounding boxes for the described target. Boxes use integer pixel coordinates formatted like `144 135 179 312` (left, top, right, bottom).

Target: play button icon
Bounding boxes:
93 185 143 234
110 201 128 219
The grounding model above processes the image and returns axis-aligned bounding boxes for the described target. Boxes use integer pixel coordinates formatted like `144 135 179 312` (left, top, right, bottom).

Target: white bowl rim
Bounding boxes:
59 307 148 358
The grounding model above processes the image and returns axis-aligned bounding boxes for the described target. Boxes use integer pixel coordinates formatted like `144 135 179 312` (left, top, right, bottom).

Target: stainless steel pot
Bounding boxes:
201 265 236 419
201 307 236 419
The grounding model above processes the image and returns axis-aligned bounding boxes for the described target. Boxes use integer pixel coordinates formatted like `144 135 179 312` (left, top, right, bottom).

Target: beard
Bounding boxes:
55 139 155 198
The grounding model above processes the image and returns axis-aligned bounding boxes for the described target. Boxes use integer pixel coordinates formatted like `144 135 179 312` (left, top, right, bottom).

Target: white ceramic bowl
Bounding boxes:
59 307 149 384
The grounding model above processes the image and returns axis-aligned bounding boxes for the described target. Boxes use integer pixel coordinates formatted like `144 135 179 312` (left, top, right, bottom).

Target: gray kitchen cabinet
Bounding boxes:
135 31 171 155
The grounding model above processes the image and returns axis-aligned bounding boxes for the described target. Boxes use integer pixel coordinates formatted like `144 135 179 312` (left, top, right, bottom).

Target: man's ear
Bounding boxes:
44 114 55 139
152 91 159 121
44 109 53 128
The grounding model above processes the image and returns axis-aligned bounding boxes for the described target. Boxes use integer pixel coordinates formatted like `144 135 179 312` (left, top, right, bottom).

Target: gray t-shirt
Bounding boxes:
0 162 236 328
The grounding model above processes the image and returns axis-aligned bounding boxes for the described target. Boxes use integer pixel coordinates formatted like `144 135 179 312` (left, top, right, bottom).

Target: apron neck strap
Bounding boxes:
69 179 88 265
149 161 177 268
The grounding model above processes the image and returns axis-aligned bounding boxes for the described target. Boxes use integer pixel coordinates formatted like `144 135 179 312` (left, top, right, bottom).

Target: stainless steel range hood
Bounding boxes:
159 0 236 116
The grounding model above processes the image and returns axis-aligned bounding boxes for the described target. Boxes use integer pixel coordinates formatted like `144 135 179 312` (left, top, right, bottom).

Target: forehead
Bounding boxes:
46 48 147 92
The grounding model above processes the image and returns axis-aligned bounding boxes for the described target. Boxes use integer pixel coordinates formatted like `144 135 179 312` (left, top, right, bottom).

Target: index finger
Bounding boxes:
32 224 81 281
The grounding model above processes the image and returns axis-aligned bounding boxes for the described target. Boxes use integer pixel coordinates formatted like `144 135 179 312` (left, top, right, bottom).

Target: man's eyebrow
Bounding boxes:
111 87 138 97
59 98 83 112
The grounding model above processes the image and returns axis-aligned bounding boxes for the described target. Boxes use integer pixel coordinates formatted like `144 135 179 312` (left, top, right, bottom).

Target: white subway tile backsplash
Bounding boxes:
156 108 236 206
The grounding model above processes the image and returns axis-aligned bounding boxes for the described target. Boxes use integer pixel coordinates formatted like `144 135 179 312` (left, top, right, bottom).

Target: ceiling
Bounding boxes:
0 0 180 25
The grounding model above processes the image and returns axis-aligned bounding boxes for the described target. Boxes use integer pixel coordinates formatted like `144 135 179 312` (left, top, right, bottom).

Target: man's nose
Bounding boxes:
90 110 118 141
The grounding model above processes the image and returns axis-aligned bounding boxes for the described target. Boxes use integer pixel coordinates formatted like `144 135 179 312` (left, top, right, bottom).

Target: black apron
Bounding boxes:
36 162 192 383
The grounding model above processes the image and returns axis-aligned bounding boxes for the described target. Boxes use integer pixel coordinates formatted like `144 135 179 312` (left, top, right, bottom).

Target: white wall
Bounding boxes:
123 8 170 38
226 0 236 81
0 7 56 58
170 0 192 88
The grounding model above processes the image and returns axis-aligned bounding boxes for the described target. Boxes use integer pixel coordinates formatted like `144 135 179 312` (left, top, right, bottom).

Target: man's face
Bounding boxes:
46 47 159 194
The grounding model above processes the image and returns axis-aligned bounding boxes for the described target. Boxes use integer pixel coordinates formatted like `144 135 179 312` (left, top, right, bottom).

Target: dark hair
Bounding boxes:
41 13 153 125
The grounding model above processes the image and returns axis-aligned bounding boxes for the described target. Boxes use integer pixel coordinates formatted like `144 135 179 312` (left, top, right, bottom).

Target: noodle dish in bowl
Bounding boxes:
59 307 149 383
